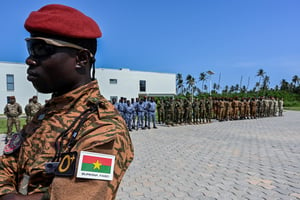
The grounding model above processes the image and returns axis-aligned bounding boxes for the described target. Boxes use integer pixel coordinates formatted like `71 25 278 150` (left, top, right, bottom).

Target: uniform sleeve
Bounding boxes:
4 106 8 116
18 104 22 115
0 154 19 196
48 119 134 200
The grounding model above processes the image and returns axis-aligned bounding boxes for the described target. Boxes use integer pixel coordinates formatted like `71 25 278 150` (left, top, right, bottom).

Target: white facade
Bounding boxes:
96 68 176 101
0 62 176 113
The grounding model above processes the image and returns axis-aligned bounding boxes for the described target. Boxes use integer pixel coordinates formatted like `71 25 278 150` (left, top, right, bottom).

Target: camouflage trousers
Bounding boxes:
7 117 21 136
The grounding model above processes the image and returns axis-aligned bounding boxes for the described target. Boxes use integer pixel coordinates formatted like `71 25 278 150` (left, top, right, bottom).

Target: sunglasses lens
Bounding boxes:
26 40 56 57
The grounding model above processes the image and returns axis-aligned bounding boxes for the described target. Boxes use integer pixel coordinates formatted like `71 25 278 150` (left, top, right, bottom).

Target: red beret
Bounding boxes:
24 4 102 39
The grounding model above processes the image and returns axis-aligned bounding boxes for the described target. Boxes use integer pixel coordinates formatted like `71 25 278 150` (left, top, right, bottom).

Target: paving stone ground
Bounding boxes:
0 111 299 200
117 111 300 200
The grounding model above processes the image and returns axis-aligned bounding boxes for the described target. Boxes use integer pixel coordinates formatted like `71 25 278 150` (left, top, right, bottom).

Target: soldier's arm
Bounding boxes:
18 105 22 116
4 106 8 116
48 119 133 200
0 154 19 197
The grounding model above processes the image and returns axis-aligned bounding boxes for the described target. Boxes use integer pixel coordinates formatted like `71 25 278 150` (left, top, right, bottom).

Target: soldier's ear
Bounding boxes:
76 50 90 68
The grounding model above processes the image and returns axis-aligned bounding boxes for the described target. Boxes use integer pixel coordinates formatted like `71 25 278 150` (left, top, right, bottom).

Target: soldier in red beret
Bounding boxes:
0 4 133 200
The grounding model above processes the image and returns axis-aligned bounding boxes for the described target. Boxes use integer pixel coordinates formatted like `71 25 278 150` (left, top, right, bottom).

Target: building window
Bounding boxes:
139 80 146 92
109 79 118 84
110 96 118 102
6 74 14 91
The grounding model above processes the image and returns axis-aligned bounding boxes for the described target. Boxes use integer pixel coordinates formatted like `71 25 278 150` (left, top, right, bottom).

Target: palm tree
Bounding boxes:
261 75 270 92
292 75 300 87
222 85 229 94
186 74 196 95
199 72 207 91
254 82 260 91
229 85 235 93
213 83 217 92
256 69 265 89
234 84 239 92
176 73 184 94
280 79 289 91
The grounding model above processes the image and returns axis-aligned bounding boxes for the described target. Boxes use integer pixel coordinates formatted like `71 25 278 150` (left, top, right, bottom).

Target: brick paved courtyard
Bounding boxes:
0 111 299 199
117 111 300 200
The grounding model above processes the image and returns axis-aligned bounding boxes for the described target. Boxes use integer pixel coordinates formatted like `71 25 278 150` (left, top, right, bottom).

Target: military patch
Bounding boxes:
76 151 115 181
3 132 23 155
55 152 77 177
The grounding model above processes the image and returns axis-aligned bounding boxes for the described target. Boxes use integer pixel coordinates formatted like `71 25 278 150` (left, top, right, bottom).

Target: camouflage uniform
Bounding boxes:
4 98 22 136
192 99 200 124
27 100 42 124
0 81 134 200
278 98 284 116
250 98 257 119
200 98 206 123
184 98 193 124
218 99 225 121
205 97 213 123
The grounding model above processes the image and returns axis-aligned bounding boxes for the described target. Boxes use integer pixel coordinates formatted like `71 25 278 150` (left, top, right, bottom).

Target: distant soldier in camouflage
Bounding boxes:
164 97 174 126
178 99 185 124
4 96 22 141
238 98 245 119
218 98 225 121
232 97 239 120
156 98 165 124
273 97 279 116
174 99 181 124
224 97 231 121
27 95 42 124
24 97 33 124
184 97 193 124
0 5 133 200
278 97 284 116
250 97 257 119
192 98 200 124
200 97 206 123
206 97 213 123
244 98 251 119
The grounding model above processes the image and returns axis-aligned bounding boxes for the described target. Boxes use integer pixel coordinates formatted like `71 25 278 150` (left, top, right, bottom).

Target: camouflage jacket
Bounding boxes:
4 103 22 118
29 102 43 116
0 80 134 200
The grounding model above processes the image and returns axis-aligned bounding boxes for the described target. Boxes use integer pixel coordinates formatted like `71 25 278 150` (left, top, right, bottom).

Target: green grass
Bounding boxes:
285 107 300 111
0 117 26 134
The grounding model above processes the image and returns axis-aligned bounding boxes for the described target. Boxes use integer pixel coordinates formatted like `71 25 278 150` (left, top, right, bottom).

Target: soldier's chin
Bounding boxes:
32 83 52 94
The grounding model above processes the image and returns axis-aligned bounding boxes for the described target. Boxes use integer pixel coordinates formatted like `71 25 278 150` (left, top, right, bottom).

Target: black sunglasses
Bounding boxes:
26 40 57 57
25 37 94 58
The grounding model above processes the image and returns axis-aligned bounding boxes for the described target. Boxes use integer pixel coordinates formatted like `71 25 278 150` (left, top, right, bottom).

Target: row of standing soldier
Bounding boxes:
3 95 42 143
112 97 158 131
113 96 284 130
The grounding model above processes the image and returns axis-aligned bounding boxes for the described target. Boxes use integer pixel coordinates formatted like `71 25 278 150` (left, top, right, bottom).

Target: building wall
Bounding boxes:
96 68 176 101
0 62 176 113
0 62 51 112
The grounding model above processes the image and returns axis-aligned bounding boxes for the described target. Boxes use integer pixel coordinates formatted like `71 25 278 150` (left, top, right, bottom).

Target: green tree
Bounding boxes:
256 69 265 90
292 75 300 88
186 74 196 96
176 73 184 94
280 79 289 91
199 72 207 91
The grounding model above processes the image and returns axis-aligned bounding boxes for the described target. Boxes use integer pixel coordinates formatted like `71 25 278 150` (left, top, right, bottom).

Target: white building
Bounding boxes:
0 62 176 112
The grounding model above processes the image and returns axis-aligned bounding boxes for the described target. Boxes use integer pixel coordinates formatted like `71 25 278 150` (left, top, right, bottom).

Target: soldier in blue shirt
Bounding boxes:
136 98 145 130
131 98 137 130
125 100 134 131
147 97 157 129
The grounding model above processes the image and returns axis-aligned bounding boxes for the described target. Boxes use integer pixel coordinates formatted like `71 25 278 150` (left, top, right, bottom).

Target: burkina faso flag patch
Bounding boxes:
76 151 115 180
